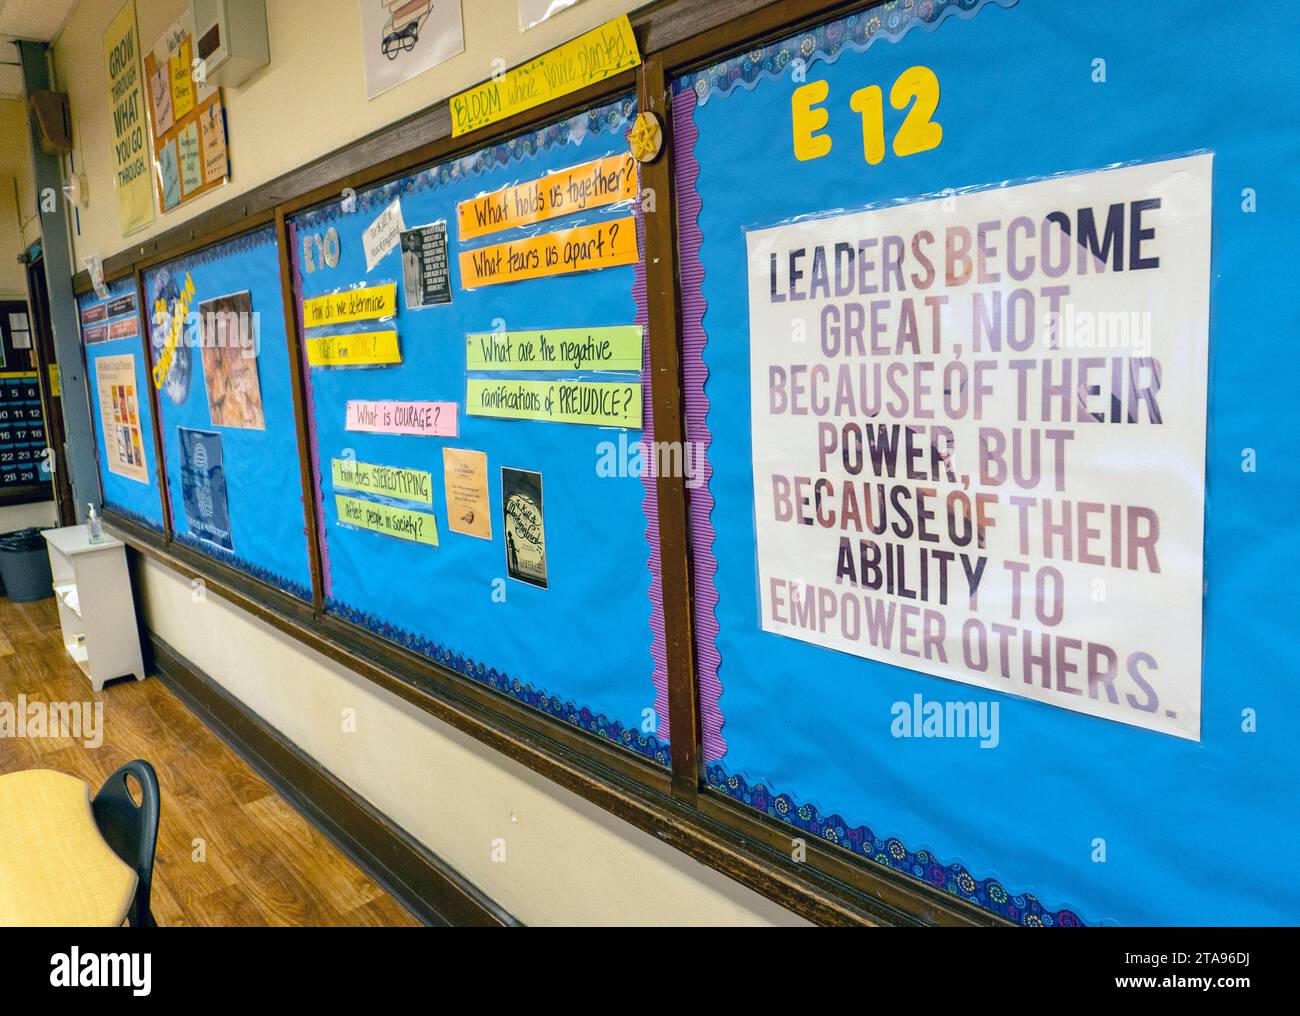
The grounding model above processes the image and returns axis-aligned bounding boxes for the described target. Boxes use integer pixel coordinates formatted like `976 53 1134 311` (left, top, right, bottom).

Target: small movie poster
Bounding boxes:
198 291 265 429
178 427 233 551
501 467 547 588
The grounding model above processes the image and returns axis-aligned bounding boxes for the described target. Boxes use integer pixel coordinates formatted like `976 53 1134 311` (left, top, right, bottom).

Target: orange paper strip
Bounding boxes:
458 216 637 289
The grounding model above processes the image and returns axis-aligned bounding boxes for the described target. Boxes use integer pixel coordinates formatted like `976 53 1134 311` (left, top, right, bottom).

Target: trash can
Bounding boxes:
0 528 54 602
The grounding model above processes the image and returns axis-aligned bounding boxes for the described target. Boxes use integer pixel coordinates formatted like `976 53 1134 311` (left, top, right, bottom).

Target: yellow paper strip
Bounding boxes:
336 494 438 545
306 331 402 367
457 154 639 241
450 16 641 137
466 326 643 371
466 379 641 429
331 458 432 504
459 216 636 289
302 283 397 326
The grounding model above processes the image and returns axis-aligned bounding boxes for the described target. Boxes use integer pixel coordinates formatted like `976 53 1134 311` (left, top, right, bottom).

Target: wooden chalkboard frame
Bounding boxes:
73 0 1004 926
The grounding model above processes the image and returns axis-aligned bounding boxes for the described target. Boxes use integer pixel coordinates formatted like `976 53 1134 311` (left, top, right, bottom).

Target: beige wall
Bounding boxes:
55 0 647 265
0 97 38 299
137 555 806 926
0 500 57 532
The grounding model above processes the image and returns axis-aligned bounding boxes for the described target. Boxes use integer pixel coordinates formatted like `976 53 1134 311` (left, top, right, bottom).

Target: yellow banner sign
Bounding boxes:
306 331 402 367
450 15 641 137
466 379 641 429
336 494 438 546
102 1 155 235
459 216 636 289
331 458 432 504
302 283 397 326
457 154 638 241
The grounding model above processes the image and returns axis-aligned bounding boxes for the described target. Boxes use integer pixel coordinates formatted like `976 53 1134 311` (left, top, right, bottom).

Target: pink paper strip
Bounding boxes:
345 400 458 437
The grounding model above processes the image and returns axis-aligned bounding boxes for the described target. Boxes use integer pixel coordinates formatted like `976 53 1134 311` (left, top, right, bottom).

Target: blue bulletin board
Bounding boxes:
672 0 1300 924
78 278 165 532
143 226 313 599
288 96 669 765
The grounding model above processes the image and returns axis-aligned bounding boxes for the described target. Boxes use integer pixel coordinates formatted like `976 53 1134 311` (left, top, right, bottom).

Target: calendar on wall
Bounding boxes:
0 372 49 488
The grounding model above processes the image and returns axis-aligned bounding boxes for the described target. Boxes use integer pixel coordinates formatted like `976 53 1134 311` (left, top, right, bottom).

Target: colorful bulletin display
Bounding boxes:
289 95 668 765
142 9 229 213
0 372 47 490
78 278 164 531
143 226 312 599
671 0 1299 924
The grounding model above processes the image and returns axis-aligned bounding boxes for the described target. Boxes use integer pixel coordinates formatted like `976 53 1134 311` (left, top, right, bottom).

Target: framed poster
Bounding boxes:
671 0 1299 925
78 279 165 531
289 94 666 764
144 226 312 599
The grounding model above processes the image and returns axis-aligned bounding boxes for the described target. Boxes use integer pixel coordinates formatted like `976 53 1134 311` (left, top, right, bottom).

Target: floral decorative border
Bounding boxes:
173 531 312 602
144 222 277 279
672 0 1017 105
103 502 166 536
326 596 671 767
292 96 637 231
708 764 1086 925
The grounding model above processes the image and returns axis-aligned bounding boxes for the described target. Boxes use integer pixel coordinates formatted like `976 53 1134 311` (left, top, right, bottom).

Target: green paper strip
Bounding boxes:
465 326 643 372
331 458 432 504
336 494 438 545
466 378 642 429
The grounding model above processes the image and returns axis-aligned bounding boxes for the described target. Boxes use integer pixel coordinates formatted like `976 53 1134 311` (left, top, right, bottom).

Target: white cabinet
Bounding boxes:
42 525 145 692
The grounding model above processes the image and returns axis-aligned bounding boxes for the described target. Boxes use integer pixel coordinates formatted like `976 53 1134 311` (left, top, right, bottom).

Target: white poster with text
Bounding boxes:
746 155 1212 739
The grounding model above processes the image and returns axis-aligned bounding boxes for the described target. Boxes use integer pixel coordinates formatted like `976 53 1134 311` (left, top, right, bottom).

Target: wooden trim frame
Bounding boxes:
79 0 1014 926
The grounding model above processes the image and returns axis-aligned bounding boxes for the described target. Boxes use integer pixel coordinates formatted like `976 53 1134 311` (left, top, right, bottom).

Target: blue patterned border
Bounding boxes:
174 531 312 602
146 223 277 279
293 95 637 231
104 502 166 537
708 764 1086 925
326 596 670 767
673 0 1017 104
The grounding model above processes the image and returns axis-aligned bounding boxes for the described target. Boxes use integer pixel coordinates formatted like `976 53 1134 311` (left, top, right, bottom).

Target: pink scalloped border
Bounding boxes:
630 169 672 747
287 220 333 599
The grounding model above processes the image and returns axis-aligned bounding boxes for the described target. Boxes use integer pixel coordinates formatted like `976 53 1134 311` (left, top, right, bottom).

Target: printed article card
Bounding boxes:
401 222 452 309
444 449 491 540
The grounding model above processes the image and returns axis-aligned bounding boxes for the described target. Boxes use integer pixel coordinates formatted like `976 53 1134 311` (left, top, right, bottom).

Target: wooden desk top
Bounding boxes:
0 769 136 927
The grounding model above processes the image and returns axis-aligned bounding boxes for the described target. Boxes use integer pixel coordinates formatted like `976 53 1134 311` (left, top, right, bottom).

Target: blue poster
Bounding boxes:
178 427 232 551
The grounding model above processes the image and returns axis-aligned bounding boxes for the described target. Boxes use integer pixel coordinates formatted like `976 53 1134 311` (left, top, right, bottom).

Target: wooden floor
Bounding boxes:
0 594 420 927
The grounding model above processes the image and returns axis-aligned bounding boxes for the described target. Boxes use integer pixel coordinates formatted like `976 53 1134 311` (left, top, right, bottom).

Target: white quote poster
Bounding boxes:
746 155 1212 739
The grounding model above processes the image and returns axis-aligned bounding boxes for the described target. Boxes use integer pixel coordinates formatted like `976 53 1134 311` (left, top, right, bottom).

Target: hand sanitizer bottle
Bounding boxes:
87 504 104 544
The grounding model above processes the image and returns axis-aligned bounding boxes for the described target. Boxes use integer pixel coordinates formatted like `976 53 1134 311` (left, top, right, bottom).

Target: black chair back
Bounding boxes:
92 759 160 928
